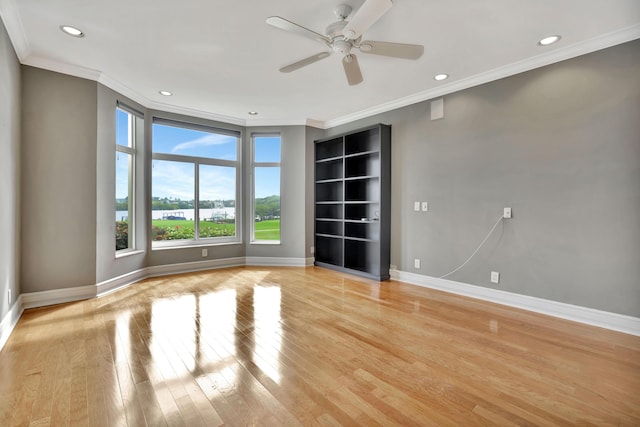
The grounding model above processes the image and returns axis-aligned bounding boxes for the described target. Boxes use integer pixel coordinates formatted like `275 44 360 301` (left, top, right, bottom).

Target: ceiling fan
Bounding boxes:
266 0 424 85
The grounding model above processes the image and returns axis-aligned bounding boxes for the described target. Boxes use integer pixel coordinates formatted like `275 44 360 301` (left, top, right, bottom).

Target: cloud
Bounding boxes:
152 161 195 200
172 133 235 155
152 160 236 201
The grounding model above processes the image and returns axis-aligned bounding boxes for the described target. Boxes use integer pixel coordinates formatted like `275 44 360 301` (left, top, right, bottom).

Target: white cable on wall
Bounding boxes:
438 215 504 279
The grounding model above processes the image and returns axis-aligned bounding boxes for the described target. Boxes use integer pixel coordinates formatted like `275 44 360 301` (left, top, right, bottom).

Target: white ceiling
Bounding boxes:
2 0 639 128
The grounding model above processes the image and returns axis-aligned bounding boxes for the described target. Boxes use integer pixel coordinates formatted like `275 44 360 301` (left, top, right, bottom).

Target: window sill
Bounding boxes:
151 240 243 251
116 249 145 259
250 240 281 245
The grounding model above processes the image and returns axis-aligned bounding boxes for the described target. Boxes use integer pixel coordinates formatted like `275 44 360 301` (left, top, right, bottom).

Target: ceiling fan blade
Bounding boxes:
279 52 331 73
342 0 392 40
358 41 424 60
342 54 363 86
266 16 330 44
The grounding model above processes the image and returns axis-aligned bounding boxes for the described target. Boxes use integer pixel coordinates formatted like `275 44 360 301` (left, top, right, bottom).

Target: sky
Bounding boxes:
115 109 281 203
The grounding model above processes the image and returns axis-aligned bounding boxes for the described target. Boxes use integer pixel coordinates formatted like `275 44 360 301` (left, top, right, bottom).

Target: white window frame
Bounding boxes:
251 133 282 245
151 118 242 248
115 105 138 253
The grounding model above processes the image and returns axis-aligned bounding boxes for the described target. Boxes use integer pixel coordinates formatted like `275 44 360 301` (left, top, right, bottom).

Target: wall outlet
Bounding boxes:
310 246 315 255
414 258 421 269
390 264 397 271
414 201 420 211
202 248 208 257
491 271 500 284
503 207 512 219
421 202 429 212
7 289 11 305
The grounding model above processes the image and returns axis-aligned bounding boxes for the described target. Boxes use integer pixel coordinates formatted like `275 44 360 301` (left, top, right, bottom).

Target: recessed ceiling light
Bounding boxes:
60 25 84 38
159 90 172 96
538 35 561 46
248 111 259 115
434 73 449 81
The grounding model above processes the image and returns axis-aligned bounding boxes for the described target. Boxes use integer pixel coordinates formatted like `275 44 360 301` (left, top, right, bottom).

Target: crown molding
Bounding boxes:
97 73 150 110
305 118 325 129
22 55 102 81
0 0 29 59
6 14 639 130
239 117 325 128
146 100 247 127
98 74 248 126
323 23 640 129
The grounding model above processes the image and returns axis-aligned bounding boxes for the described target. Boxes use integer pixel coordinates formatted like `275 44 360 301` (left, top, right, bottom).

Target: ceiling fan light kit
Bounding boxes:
266 0 423 86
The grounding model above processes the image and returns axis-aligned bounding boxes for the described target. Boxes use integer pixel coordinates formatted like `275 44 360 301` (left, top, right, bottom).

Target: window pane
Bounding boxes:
151 160 195 241
254 136 281 162
116 152 132 250
153 123 237 160
199 165 236 239
116 108 132 147
254 167 280 241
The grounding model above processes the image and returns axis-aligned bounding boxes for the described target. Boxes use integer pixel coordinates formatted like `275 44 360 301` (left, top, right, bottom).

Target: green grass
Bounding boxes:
254 219 280 241
152 219 235 240
151 219 280 240
152 219 195 231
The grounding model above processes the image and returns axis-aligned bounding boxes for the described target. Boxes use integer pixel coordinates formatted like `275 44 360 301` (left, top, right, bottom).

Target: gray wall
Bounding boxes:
0 19 20 319
305 126 325 258
245 126 307 259
21 67 98 293
323 40 640 317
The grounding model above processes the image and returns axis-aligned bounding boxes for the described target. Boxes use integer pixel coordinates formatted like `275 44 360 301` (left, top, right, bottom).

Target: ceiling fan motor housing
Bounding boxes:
325 20 348 38
332 39 352 55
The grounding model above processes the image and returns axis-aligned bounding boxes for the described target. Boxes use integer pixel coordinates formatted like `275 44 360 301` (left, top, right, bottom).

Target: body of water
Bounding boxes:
116 208 236 222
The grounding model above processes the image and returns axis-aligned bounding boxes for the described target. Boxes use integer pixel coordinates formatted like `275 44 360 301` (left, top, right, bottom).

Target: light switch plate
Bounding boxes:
414 202 420 211
421 202 429 212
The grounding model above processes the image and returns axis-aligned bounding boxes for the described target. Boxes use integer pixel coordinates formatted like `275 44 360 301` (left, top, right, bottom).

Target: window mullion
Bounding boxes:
255 161 280 168
194 162 200 240
128 153 135 248
117 145 135 155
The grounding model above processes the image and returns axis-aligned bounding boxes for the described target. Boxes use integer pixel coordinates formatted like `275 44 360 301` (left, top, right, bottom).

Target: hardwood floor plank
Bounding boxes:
69 365 89 426
9 371 41 427
1 266 639 426
49 342 72 427
93 311 128 427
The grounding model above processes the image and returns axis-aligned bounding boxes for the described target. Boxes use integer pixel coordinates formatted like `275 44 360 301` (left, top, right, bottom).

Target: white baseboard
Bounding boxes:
391 269 640 337
96 268 148 297
245 256 314 267
146 257 247 278
21 284 96 310
0 296 24 351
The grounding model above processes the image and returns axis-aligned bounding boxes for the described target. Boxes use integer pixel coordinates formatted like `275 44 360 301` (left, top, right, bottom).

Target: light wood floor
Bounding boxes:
1 266 639 426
